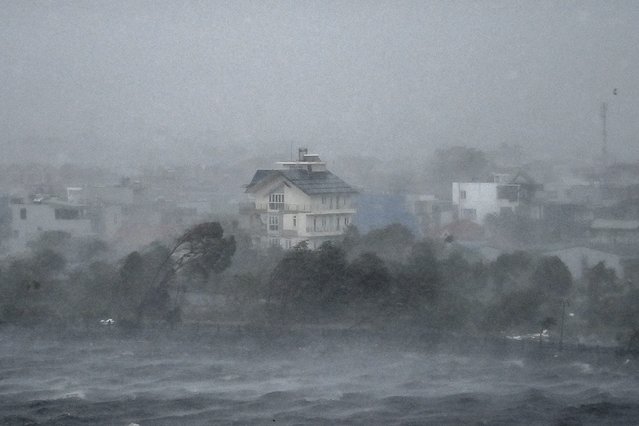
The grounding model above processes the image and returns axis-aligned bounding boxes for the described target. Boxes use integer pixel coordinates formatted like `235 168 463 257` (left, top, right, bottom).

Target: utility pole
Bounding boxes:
601 102 608 169
559 299 567 351
601 89 618 171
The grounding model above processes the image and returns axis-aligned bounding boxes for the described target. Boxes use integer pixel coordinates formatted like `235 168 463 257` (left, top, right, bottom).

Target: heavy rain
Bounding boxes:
2 1 639 425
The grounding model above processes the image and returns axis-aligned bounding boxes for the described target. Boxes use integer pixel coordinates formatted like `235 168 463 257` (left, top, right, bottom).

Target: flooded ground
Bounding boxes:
1 326 638 425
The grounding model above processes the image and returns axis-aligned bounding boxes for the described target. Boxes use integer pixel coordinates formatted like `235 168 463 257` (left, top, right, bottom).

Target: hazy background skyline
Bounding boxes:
2 0 639 167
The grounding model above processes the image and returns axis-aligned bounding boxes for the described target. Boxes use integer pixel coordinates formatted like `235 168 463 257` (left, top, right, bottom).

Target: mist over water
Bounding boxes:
2 327 639 425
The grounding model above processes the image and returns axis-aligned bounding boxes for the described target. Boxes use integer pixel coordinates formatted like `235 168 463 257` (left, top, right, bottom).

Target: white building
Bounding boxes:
452 172 539 224
242 149 358 249
7 197 94 253
67 184 136 206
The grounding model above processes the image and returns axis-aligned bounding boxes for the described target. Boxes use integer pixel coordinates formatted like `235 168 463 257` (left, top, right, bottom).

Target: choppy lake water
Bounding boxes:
1 326 638 425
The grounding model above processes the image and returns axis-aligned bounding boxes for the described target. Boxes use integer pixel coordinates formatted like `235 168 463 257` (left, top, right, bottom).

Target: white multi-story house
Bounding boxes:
7 196 95 253
452 172 540 224
242 149 358 249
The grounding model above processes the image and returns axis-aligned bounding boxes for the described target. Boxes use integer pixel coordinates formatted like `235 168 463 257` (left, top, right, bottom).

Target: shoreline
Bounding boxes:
0 321 626 363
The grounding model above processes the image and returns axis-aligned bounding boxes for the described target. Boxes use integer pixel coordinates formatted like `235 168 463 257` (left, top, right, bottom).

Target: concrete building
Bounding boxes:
452 172 540 224
242 148 358 249
409 195 455 238
7 196 94 252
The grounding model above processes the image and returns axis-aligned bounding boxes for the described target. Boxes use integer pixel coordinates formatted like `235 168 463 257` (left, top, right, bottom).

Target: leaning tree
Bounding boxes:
138 222 236 325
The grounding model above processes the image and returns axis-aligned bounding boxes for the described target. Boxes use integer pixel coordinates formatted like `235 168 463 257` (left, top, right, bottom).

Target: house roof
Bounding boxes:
245 169 358 195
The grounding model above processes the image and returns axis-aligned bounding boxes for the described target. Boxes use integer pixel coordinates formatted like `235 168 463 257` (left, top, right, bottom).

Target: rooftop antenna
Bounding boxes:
601 88 618 169
601 101 608 169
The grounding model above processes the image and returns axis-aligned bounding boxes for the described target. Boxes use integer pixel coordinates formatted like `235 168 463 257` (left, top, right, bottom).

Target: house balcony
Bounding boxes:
306 208 356 215
239 201 355 214
304 227 345 236
281 229 299 238
240 202 313 213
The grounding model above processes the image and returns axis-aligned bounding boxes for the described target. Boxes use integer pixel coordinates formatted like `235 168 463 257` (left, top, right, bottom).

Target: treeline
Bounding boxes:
2 223 639 348
227 224 639 345
0 224 236 326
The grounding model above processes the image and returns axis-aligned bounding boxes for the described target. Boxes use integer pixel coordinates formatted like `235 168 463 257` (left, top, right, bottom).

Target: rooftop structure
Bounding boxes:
241 148 358 249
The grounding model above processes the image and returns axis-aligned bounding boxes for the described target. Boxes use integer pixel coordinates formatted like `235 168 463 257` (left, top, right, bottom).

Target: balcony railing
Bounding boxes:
244 203 313 212
240 201 355 213
305 226 344 234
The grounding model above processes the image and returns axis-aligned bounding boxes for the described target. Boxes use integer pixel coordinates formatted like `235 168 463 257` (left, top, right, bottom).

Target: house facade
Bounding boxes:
7 196 94 252
452 172 540 224
242 149 358 249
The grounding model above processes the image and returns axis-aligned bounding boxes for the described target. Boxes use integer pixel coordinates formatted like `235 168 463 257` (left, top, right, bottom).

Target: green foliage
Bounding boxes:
76 237 109 263
67 261 118 321
541 316 557 329
268 241 317 320
491 251 533 294
341 224 360 253
583 261 624 330
172 222 237 278
0 246 68 323
405 240 441 301
587 261 618 303
483 287 545 330
27 230 72 252
532 256 572 297
32 248 67 272
114 250 163 321
134 222 237 323
2 217 637 344
314 241 349 307
346 251 390 301
358 223 415 262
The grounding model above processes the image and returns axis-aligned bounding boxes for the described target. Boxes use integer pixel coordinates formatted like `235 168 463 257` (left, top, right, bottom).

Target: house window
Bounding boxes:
292 215 297 227
321 217 327 229
313 217 317 231
268 215 279 231
460 190 467 200
321 196 326 204
55 208 80 220
337 217 341 230
269 193 284 210
269 238 280 247
20 208 27 219
285 239 292 249
344 217 350 226
462 208 477 220
497 185 519 202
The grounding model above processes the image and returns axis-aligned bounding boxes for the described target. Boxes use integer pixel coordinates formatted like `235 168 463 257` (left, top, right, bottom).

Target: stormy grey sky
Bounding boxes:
2 1 639 166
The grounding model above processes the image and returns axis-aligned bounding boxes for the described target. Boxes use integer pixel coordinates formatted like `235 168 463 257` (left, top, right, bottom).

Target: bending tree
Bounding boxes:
138 222 236 324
